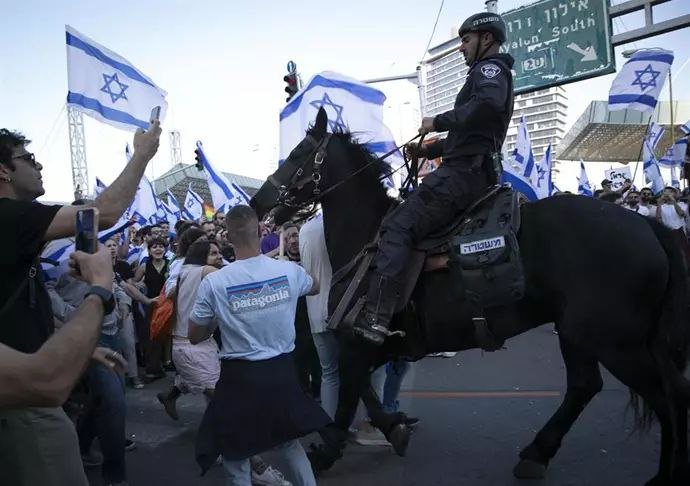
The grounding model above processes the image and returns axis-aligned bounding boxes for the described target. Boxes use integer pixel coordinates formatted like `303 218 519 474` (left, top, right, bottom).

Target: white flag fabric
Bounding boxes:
183 183 204 220
122 144 159 224
167 190 182 218
608 49 674 113
658 138 688 167
195 141 248 212
94 177 107 198
66 25 167 131
159 199 178 228
680 120 690 135
671 165 680 189
645 122 665 150
643 141 665 194
279 71 405 190
501 115 539 201
577 161 593 197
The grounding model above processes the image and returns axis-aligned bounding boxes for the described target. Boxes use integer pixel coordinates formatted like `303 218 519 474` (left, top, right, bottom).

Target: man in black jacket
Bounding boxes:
355 12 515 345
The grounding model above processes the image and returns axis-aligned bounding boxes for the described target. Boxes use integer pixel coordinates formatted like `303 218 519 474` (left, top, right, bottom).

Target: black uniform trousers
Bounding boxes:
373 157 491 278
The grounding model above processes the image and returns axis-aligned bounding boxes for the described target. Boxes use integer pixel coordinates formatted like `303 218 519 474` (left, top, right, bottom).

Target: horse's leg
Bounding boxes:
309 337 380 471
360 384 413 457
514 336 603 479
599 348 689 485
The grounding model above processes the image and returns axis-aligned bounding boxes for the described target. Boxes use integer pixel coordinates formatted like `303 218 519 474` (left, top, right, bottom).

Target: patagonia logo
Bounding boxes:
226 276 291 313
460 236 506 255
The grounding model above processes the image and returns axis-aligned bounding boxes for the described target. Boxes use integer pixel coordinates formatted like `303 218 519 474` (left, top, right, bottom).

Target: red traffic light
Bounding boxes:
284 73 299 102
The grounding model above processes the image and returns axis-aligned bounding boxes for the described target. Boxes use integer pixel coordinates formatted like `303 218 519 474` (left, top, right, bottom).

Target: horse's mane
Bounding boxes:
306 126 392 183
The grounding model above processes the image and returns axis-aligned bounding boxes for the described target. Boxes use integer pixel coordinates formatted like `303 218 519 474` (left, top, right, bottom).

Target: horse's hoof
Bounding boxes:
307 443 338 472
388 423 412 457
513 458 547 479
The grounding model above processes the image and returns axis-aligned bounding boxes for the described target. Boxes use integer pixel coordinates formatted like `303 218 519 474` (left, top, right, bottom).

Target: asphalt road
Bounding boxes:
88 325 667 486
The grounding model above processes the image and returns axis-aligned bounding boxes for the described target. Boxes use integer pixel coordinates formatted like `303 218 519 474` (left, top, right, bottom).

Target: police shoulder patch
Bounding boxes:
481 63 501 78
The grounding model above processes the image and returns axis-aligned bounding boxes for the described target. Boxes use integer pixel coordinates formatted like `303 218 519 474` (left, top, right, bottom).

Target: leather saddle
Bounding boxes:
328 185 526 342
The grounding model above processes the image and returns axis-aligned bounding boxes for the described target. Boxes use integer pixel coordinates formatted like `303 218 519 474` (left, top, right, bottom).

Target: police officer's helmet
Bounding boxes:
458 12 507 44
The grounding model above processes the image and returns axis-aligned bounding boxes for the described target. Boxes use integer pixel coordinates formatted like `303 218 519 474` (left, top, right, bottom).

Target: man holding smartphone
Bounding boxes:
0 121 160 486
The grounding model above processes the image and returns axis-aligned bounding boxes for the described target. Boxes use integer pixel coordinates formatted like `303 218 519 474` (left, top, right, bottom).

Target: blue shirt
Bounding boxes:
191 255 313 361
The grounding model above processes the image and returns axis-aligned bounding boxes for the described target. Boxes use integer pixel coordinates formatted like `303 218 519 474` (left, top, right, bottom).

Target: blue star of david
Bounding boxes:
101 73 129 103
631 64 661 92
309 93 346 131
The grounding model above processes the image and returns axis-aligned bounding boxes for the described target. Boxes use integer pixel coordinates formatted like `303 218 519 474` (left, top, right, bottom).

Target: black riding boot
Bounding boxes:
353 274 403 346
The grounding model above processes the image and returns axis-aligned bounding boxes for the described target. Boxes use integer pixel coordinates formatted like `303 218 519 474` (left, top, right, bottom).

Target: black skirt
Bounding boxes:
195 352 331 474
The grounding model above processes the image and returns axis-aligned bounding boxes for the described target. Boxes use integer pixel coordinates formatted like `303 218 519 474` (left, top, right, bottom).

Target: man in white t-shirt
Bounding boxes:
656 186 687 232
188 205 329 486
623 190 650 216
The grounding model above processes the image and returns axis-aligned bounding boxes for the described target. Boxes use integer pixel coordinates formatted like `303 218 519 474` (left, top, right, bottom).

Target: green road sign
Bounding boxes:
500 0 615 94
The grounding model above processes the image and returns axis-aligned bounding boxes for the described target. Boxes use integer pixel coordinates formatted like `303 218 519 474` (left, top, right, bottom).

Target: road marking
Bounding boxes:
400 391 561 399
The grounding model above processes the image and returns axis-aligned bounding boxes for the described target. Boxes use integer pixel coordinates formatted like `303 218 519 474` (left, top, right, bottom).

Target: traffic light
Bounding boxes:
194 148 203 171
284 72 298 102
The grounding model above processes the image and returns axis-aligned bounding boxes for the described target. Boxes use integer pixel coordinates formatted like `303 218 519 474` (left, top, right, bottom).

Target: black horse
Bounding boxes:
251 108 690 485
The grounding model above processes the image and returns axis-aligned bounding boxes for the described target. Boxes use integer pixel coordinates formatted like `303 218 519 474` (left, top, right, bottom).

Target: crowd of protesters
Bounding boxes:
0 121 420 486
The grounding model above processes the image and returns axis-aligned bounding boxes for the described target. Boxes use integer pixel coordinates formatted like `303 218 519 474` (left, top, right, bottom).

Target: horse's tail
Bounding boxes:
630 219 690 429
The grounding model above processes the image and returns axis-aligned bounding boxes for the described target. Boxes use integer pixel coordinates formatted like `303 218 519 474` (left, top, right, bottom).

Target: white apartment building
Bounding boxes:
420 35 568 161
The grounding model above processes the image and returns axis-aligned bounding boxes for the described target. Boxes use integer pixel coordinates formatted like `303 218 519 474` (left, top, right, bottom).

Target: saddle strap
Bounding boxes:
467 292 504 352
327 249 377 331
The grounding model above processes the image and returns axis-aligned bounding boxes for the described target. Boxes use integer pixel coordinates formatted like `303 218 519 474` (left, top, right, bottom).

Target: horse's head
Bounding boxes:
250 107 390 225
251 107 331 223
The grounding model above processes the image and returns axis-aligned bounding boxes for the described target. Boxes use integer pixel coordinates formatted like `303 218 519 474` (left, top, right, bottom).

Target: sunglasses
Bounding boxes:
12 152 40 169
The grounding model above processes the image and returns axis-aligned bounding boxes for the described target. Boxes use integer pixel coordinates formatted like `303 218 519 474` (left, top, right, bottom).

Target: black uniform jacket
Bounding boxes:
426 53 515 163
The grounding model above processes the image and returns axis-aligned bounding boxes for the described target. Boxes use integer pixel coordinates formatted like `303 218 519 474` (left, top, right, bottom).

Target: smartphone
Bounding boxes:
150 105 161 124
75 208 100 254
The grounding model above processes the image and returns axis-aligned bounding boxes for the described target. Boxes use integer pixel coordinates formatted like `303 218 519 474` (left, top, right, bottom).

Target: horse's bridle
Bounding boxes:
264 133 332 205
261 132 422 214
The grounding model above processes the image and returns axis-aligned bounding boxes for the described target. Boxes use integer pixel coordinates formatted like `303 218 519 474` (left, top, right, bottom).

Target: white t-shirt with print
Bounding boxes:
191 255 313 361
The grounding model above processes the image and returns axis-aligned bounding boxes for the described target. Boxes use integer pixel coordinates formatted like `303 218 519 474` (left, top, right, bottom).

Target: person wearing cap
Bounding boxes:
353 12 515 345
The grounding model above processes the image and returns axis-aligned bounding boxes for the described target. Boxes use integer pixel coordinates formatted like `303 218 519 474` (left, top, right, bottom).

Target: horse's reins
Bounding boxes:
281 133 424 210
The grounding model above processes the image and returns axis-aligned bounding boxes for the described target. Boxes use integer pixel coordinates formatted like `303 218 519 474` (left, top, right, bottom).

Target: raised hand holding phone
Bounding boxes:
75 208 99 254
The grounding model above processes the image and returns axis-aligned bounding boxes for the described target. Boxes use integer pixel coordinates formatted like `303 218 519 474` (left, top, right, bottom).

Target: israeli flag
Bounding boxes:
680 120 690 135
119 145 159 225
183 183 204 220
645 122 665 150
94 177 107 197
501 115 538 201
643 141 665 194
577 161 593 197
159 199 178 227
670 165 680 189
166 190 181 218
41 238 74 282
608 49 674 113
279 71 405 190
658 138 688 167
534 144 553 200
195 141 248 211
66 26 167 131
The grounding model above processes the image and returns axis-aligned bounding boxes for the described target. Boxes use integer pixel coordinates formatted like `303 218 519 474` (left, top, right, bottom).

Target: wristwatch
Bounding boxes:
85 285 116 314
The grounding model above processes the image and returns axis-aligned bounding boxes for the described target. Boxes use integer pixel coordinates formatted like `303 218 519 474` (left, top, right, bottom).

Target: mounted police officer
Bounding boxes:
354 12 515 345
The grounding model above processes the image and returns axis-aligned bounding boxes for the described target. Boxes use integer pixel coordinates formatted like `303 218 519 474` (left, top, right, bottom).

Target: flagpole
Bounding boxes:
632 117 653 183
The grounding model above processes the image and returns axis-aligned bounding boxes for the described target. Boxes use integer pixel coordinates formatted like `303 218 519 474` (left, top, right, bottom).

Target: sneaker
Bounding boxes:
352 422 391 447
251 464 292 486
81 450 103 468
124 439 137 452
129 377 144 389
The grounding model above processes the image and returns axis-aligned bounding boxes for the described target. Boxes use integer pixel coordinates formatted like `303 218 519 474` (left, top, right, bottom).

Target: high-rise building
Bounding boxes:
420 36 568 161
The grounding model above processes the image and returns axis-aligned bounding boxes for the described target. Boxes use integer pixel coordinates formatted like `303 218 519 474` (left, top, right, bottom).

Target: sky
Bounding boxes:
1 0 689 202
